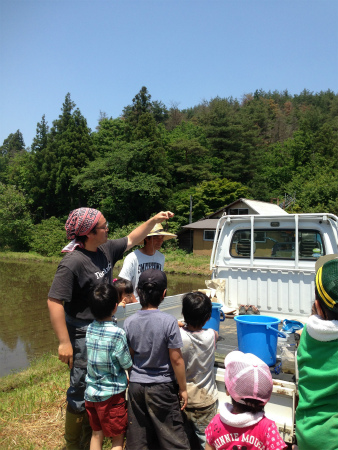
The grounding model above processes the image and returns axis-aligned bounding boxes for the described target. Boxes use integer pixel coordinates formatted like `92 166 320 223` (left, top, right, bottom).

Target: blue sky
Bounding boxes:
1 0 337 148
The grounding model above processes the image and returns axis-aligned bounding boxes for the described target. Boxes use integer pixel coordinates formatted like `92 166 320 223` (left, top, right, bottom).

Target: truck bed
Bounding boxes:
215 316 296 443
115 295 297 444
216 316 296 382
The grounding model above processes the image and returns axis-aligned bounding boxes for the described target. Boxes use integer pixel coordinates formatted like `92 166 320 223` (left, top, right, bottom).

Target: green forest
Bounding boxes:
1 87 337 256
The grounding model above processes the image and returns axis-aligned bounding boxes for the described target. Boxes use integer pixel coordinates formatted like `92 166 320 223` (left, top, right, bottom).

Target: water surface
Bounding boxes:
0 259 206 377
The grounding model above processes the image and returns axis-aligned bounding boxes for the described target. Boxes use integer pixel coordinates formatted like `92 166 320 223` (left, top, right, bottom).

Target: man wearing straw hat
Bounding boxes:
119 223 177 299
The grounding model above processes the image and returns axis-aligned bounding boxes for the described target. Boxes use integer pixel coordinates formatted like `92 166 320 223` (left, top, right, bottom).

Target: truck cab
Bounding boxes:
210 213 338 320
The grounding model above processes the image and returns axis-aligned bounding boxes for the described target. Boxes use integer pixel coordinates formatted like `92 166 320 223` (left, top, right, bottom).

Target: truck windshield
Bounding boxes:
230 229 325 260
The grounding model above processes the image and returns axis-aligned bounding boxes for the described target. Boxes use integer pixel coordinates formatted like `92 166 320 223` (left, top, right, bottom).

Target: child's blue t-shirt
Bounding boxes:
124 309 183 383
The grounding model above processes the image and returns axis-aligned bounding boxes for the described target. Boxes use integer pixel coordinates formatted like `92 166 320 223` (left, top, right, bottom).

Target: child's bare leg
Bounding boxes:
90 429 104 450
111 433 124 450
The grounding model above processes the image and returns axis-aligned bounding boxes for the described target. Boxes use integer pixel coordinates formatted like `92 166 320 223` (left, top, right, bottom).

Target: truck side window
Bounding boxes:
230 229 325 260
298 231 324 259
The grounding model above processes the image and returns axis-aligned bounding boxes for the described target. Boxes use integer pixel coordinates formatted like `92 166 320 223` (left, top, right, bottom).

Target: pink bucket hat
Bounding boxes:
65 208 102 240
224 351 273 406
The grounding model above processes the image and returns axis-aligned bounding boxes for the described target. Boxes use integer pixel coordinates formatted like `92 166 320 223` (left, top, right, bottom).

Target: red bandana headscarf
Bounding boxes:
65 208 102 240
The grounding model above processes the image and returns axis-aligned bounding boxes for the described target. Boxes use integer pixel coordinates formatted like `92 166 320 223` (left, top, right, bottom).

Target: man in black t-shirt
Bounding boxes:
48 207 174 450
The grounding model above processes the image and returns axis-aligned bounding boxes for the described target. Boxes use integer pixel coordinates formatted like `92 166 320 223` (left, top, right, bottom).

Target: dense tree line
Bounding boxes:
1 87 337 254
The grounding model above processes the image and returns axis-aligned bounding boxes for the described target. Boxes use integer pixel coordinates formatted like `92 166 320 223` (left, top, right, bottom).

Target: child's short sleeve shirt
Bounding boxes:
205 414 287 450
118 249 165 298
180 327 218 407
124 309 183 383
85 320 132 402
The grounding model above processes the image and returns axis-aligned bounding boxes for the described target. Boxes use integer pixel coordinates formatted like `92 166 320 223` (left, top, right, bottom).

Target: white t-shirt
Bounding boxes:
118 249 165 298
180 327 218 407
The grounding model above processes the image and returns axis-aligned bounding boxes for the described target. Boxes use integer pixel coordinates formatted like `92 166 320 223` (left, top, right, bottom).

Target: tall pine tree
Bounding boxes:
38 93 96 217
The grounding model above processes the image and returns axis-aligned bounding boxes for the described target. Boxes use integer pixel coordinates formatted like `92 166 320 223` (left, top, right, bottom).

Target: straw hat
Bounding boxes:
138 223 177 245
146 223 177 241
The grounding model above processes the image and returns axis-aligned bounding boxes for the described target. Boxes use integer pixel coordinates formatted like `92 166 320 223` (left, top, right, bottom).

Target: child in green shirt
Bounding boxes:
296 255 338 450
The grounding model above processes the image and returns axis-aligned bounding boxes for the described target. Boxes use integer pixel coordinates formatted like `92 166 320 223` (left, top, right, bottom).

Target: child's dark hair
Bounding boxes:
88 283 118 320
315 287 338 320
231 397 265 414
113 278 133 301
224 381 265 413
137 283 164 307
182 291 212 328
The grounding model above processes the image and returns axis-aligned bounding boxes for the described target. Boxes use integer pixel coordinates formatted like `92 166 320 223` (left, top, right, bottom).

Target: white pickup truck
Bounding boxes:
115 212 338 445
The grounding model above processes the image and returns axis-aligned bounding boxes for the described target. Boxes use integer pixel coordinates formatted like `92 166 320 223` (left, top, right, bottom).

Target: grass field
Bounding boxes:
0 353 68 450
0 353 123 450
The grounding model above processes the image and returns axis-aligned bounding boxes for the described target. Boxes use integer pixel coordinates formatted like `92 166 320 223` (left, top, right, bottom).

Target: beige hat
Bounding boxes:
146 223 177 241
315 254 338 273
138 223 177 245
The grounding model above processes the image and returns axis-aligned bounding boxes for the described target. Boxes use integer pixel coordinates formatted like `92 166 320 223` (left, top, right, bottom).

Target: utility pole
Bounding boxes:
189 195 193 252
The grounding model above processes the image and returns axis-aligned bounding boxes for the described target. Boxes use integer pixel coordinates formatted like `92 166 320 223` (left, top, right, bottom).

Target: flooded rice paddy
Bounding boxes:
0 259 205 377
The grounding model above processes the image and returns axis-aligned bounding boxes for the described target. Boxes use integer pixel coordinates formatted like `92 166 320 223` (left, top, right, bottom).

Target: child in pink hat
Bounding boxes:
205 351 287 450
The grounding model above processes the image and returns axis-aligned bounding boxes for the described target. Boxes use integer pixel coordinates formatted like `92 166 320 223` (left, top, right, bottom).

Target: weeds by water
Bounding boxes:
163 250 211 276
0 251 61 264
0 250 212 277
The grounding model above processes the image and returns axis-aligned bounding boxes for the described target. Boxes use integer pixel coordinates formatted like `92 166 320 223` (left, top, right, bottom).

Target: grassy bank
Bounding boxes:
0 250 212 277
0 251 62 264
0 353 68 450
0 353 120 450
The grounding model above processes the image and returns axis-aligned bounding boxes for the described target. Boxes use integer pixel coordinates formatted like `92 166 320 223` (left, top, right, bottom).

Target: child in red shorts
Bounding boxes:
85 284 132 450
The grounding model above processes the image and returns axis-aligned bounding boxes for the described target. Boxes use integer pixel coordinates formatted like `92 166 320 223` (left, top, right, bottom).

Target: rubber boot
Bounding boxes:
79 411 92 450
65 407 85 450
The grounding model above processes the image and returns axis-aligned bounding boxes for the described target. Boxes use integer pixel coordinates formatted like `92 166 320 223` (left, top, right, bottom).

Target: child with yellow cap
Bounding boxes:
296 255 338 450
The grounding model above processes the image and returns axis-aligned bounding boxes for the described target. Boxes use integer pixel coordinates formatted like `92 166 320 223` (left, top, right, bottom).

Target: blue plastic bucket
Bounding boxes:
203 302 225 333
234 315 285 366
